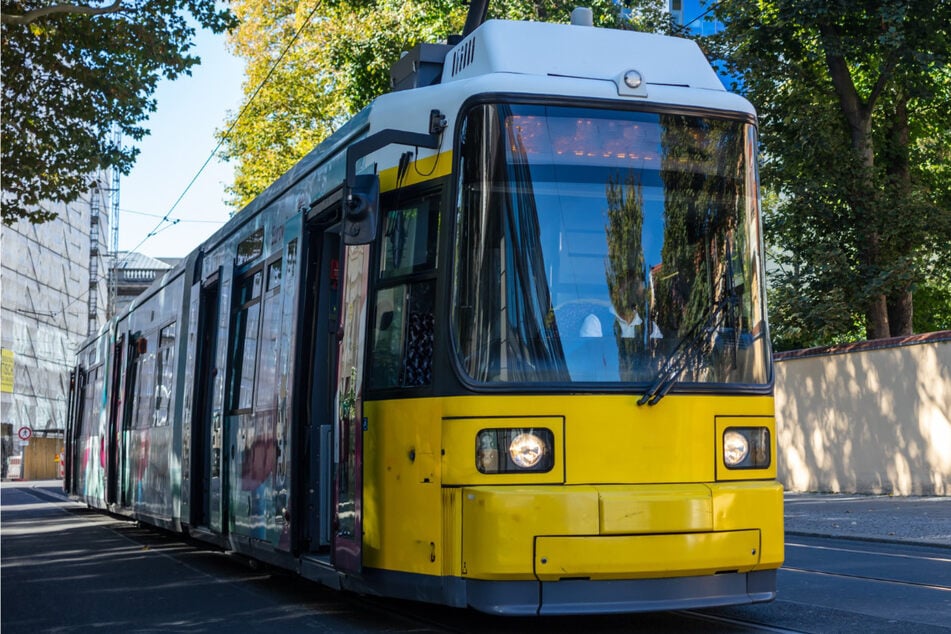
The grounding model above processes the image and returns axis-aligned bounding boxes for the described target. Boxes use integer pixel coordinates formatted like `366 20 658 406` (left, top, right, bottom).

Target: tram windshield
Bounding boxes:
451 103 770 388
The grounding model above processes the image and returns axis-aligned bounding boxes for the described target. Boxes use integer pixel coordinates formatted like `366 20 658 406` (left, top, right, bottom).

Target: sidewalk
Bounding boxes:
4 480 950 548
784 492 951 547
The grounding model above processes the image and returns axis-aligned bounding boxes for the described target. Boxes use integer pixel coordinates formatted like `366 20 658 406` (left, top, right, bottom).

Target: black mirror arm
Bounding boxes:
345 128 440 192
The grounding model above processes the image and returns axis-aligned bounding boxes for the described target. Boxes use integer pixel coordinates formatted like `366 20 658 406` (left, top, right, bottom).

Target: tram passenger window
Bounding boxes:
134 349 156 430
370 280 437 389
154 323 176 426
254 268 283 410
380 200 438 279
402 280 436 386
83 365 103 436
371 285 407 387
370 194 439 390
267 258 282 291
229 270 263 411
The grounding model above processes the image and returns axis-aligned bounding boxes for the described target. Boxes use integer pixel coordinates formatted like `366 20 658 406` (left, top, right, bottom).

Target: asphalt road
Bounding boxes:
2 482 950 633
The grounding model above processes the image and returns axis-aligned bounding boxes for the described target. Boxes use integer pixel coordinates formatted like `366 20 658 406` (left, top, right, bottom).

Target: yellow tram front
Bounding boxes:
359 97 782 615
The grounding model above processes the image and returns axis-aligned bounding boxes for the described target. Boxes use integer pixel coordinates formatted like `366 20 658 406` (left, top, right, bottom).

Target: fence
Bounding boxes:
21 437 64 480
775 331 951 495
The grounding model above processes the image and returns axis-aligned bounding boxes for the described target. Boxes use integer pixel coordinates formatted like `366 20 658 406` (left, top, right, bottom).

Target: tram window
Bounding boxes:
159 323 176 347
371 285 407 387
370 279 436 389
82 365 103 436
133 349 155 429
154 323 176 427
229 270 264 412
267 258 282 291
236 228 264 267
254 281 283 410
370 191 440 390
380 198 438 279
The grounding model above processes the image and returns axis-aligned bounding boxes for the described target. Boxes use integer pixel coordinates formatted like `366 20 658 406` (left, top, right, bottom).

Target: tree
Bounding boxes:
1 1 236 224
217 0 666 210
709 1 951 345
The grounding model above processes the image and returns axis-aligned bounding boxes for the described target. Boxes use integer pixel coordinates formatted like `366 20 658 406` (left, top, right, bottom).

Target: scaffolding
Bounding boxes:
109 128 121 320
1 184 109 441
87 183 101 336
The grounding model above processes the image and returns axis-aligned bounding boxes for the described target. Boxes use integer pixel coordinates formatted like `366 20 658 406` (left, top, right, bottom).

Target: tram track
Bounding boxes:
786 539 951 591
782 564 951 591
679 609 810 633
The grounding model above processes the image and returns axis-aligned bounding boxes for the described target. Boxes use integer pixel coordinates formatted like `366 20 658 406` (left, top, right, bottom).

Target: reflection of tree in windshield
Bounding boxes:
452 103 768 388
655 114 745 382
605 172 647 381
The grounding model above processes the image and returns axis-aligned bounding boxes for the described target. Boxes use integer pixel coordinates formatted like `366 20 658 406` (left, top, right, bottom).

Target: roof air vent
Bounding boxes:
451 37 477 77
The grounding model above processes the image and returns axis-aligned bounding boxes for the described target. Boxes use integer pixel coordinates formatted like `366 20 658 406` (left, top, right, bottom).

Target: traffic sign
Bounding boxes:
17 426 32 441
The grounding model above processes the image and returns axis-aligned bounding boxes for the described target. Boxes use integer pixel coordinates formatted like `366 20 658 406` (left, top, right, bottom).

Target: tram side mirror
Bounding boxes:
343 174 380 245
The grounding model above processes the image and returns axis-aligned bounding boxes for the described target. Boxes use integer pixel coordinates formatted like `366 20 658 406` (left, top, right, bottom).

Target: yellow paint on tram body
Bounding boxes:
361 393 783 582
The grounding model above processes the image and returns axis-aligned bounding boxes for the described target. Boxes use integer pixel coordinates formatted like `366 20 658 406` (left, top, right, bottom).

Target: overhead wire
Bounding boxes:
120 207 226 223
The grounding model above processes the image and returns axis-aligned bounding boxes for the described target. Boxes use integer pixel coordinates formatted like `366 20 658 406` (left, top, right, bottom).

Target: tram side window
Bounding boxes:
229 270 263 412
133 341 156 430
153 323 175 427
82 365 103 436
370 196 439 389
254 258 282 411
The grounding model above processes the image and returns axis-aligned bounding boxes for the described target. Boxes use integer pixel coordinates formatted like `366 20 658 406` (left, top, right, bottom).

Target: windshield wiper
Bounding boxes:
637 304 720 406
638 244 739 406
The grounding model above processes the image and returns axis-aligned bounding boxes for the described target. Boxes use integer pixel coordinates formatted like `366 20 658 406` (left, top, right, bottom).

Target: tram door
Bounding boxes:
332 241 369 572
106 336 125 505
190 274 220 528
120 334 142 507
296 223 340 555
64 368 82 493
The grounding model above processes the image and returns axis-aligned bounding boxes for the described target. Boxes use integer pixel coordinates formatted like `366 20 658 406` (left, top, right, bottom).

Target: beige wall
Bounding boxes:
775 333 951 495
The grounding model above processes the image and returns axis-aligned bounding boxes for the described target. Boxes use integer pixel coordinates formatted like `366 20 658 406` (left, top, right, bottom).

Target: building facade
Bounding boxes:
1 182 110 475
109 251 180 318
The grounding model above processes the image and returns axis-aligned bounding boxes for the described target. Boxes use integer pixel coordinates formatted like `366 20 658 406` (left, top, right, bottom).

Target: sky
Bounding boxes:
117 28 244 260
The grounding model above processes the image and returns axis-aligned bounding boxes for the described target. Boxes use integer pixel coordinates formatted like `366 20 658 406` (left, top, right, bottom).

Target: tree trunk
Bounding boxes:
885 96 914 338
888 289 914 337
866 294 891 340
819 22 893 340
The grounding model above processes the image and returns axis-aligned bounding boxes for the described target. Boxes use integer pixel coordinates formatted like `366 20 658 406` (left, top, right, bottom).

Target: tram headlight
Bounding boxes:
476 428 554 473
723 427 771 469
509 432 545 468
723 431 749 466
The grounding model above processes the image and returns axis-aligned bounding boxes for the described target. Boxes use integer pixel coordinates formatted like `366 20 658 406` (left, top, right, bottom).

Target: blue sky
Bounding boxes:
118 28 243 259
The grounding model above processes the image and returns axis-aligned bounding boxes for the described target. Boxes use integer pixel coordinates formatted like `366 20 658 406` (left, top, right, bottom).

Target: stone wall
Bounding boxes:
775 332 951 495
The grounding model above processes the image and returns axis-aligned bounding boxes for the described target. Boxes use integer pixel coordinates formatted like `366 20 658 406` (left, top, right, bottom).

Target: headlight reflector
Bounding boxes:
509 432 545 468
723 427 771 469
723 430 750 466
477 428 554 473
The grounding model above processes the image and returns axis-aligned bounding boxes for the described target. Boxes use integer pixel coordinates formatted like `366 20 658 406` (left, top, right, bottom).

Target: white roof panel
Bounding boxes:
442 20 724 92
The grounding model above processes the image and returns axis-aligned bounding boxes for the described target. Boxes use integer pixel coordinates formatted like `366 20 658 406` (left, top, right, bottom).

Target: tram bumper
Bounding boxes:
460 481 783 615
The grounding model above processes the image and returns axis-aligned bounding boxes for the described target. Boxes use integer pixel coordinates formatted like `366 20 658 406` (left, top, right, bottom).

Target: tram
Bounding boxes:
65 5 782 615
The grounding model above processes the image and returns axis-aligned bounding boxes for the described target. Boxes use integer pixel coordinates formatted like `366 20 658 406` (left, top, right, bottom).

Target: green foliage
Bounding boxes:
709 0 951 342
913 282 951 333
1 0 236 224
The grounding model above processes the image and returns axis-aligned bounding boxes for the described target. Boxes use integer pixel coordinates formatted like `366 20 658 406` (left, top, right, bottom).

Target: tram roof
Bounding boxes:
441 19 725 92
